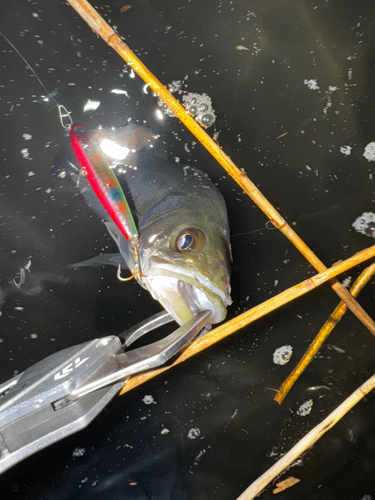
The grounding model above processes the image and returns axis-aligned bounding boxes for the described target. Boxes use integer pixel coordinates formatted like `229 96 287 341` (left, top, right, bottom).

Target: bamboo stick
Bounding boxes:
66 0 375 336
119 243 375 395
236 372 375 500
275 259 375 404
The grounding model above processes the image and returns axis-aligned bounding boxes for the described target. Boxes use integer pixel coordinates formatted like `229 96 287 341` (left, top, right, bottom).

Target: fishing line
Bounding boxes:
0 31 73 131
0 30 59 109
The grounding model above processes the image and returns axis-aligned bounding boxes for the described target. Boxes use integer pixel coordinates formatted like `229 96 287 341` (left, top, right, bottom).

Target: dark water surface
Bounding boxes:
1 0 375 498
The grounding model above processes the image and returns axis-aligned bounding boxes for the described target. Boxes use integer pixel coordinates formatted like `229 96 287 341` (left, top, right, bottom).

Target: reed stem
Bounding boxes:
275 259 375 404
236 372 375 500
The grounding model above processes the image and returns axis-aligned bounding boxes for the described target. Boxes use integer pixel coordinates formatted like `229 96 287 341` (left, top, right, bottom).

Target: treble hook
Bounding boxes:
117 263 136 282
117 241 145 282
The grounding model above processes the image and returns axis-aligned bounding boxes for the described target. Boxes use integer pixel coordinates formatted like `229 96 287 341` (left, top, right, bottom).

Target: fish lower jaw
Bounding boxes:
141 275 227 326
177 279 226 324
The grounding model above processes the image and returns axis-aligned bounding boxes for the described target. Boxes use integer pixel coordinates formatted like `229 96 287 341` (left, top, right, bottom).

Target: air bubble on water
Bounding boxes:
200 113 215 128
156 85 216 127
341 276 352 288
168 80 183 93
363 142 375 162
183 93 216 127
188 104 198 115
273 345 293 365
297 399 313 416
187 427 201 439
72 447 86 457
157 100 175 117
142 395 156 405
353 212 375 238
340 145 351 156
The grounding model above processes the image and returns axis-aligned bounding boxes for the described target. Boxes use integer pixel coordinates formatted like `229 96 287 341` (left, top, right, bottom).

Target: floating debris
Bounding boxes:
352 212 375 238
22 133 32 140
273 345 293 365
297 399 313 417
306 385 331 392
273 476 300 494
120 5 132 13
111 88 130 97
363 142 375 162
328 344 346 354
21 148 30 159
276 132 288 139
322 95 332 116
303 79 319 91
235 45 250 51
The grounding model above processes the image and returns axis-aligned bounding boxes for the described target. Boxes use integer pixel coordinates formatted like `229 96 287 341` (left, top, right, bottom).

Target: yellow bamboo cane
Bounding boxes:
274 259 375 404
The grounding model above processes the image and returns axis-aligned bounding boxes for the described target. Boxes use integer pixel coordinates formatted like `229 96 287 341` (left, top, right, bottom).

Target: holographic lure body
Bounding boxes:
69 124 138 243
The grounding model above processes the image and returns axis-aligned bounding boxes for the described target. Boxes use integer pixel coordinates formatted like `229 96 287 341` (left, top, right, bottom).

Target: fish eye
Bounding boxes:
174 228 205 253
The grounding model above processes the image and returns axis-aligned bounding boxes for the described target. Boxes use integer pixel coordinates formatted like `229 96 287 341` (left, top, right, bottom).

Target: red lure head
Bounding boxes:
69 123 91 175
69 123 85 143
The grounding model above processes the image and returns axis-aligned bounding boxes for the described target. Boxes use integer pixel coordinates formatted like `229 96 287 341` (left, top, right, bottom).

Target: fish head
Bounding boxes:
135 198 232 326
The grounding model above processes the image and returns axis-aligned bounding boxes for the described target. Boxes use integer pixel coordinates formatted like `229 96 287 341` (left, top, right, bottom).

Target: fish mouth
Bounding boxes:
139 258 231 326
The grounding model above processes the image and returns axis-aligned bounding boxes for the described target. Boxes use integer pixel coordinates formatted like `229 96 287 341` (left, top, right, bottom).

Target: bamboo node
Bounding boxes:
272 219 287 230
106 33 117 45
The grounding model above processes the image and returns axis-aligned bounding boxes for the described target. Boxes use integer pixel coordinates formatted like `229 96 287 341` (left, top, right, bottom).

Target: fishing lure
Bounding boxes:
69 123 141 280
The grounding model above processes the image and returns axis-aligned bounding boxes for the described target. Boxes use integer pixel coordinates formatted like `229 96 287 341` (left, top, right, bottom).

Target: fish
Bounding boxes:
54 125 232 326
